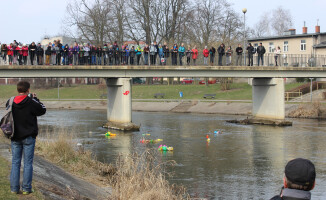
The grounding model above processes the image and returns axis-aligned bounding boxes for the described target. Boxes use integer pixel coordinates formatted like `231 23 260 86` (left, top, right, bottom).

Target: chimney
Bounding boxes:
303 21 307 34
316 19 320 33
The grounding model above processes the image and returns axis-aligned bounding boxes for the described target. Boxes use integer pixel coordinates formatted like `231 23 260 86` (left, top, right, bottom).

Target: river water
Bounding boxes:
7 109 326 199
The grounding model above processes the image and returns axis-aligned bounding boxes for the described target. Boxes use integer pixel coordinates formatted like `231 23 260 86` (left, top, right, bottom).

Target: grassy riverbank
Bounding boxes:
36 129 188 199
0 82 303 100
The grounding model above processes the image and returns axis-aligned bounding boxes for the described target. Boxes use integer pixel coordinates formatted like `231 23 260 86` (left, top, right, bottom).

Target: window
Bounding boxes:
301 40 306 51
269 42 274 53
284 41 288 52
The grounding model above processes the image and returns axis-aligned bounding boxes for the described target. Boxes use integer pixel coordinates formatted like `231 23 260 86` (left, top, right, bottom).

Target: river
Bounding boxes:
5 109 326 199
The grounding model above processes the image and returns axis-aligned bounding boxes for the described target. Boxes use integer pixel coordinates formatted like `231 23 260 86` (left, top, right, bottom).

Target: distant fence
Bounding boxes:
285 81 326 101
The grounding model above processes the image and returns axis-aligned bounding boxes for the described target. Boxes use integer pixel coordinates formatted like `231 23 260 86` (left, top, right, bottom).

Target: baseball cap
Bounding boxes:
285 158 316 186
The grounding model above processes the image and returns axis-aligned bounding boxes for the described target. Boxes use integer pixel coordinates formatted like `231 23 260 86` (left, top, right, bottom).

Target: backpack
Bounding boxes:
252 48 256 54
0 97 15 139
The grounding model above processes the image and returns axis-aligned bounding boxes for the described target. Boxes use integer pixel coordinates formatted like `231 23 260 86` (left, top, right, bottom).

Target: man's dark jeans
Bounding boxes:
258 54 264 66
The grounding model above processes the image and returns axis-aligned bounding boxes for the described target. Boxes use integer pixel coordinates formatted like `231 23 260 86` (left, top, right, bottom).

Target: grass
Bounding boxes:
36 129 114 186
0 155 18 200
36 128 188 199
0 135 44 200
0 81 304 101
110 151 187 200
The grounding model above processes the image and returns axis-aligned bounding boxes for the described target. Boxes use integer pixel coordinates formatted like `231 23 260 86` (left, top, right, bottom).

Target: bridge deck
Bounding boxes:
1 65 326 78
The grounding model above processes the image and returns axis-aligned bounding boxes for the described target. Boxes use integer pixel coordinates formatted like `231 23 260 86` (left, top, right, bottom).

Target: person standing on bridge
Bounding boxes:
36 43 44 65
112 41 120 65
143 44 149 65
135 45 142 65
274 46 281 66
163 42 170 64
257 43 266 66
22 44 29 65
150 42 156 65
97 45 103 65
1 44 8 64
203 46 209 65
186 46 192 66
45 43 51 65
217 43 225 66
235 44 243 66
8 81 46 195
247 43 255 66
83 43 90 65
29 42 36 65
225 46 233 66
192 46 198 66
129 46 135 65
178 43 185 66
209 46 216 66
172 44 178 66
72 42 79 65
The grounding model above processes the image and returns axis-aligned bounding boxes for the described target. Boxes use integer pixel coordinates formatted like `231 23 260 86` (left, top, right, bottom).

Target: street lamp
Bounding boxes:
242 8 247 66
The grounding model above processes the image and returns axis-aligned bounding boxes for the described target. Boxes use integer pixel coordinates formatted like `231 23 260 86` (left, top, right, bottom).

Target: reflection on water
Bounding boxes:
3 109 326 199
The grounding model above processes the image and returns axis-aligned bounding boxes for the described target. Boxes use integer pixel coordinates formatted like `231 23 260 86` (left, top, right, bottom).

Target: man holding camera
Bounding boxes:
7 81 46 195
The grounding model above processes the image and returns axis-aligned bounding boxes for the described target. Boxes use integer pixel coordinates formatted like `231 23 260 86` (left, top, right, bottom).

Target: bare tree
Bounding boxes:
251 13 271 38
65 0 112 45
271 6 293 36
191 0 224 46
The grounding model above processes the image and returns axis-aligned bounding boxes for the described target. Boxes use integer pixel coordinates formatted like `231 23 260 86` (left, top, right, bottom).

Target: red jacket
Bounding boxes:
7 46 13 56
22 46 29 56
192 49 198 59
15 47 22 55
203 49 209 57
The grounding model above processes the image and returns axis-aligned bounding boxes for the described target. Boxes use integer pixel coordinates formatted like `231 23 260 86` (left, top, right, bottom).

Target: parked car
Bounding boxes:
199 79 217 85
181 79 194 84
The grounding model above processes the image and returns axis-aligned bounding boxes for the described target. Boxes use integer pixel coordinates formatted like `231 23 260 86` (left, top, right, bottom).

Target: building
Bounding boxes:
248 26 326 67
40 36 89 46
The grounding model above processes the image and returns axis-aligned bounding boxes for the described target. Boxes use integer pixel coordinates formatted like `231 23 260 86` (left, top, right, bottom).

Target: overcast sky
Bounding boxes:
0 0 325 44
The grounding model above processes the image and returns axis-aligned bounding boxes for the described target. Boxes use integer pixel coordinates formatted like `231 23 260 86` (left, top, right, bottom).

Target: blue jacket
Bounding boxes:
159 47 164 57
178 46 185 56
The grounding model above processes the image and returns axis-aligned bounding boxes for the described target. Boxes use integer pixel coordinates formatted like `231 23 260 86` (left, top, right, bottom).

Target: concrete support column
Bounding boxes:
106 78 132 123
252 78 285 120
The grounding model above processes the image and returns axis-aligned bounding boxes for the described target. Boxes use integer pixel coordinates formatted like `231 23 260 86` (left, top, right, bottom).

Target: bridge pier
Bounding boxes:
252 78 285 120
104 78 140 131
228 78 291 126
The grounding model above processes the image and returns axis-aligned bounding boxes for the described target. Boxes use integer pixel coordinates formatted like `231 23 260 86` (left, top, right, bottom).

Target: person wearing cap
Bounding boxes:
270 158 316 200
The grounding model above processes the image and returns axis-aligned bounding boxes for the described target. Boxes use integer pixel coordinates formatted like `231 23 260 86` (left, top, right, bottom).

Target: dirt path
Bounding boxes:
0 142 111 200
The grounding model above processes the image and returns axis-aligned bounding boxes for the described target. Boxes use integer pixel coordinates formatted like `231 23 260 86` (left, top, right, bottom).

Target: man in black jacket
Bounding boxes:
29 42 37 65
247 43 255 66
8 81 46 195
270 158 316 200
217 44 225 66
257 43 266 66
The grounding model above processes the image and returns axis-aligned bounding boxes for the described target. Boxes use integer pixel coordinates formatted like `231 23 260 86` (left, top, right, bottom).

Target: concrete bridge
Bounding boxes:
2 65 326 129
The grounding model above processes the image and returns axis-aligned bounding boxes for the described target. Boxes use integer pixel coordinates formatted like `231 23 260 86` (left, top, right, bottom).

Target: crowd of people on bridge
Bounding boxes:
0 40 281 66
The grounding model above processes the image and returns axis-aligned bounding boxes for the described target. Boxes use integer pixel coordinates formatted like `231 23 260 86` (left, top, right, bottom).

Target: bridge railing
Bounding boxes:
1 53 326 67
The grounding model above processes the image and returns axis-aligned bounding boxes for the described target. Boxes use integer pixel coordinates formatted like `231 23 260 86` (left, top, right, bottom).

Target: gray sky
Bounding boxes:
0 0 325 44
